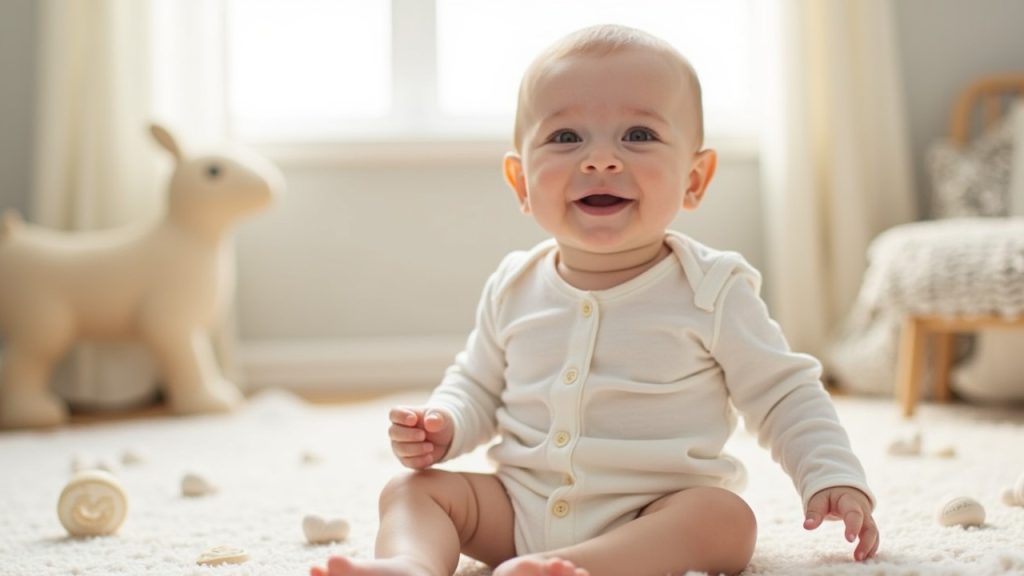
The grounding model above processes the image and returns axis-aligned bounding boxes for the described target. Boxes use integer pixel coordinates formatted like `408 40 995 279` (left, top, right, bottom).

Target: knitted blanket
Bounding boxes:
828 218 1024 395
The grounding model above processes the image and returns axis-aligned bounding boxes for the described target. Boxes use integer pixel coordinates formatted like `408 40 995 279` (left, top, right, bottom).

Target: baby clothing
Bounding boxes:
429 231 873 555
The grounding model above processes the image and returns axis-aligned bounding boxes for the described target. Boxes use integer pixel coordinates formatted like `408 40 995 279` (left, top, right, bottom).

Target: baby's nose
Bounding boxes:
580 147 623 173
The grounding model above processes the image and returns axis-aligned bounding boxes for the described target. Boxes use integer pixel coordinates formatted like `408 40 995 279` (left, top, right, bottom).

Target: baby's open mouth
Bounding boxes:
574 193 632 216
578 194 629 207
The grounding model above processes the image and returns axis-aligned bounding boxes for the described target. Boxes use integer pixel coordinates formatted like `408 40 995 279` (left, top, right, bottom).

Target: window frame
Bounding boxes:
231 0 761 165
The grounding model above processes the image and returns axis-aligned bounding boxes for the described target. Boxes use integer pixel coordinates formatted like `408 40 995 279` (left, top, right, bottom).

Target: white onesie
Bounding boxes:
429 231 873 555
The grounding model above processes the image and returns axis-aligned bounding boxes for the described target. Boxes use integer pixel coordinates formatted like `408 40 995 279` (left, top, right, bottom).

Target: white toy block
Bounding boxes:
0 124 284 428
58 469 128 537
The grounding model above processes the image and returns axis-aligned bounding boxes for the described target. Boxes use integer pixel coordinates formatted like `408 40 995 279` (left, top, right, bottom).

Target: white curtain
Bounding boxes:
758 0 917 361
33 0 229 407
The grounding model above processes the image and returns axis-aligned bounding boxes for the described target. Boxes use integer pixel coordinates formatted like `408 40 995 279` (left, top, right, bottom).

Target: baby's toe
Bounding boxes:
547 558 576 576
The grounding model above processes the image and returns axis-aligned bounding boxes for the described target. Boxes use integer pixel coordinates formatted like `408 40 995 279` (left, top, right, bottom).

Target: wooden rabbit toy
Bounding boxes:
0 124 284 428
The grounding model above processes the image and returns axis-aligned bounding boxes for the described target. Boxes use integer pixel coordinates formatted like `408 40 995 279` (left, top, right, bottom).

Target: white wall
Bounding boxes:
3 0 1024 390
893 0 1024 216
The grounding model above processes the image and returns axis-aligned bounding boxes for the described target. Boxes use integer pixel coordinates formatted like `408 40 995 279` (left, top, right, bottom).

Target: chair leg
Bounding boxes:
898 317 927 417
933 332 955 403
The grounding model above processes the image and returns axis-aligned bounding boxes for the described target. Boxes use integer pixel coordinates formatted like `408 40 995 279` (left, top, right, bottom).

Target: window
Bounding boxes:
226 0 392 141
227 0 760 146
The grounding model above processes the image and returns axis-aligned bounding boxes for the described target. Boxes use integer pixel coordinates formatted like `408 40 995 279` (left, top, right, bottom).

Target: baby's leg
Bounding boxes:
497 486 755 576
310 470 516 576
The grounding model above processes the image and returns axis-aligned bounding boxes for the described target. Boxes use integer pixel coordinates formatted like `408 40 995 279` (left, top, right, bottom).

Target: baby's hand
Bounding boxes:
387 406 454 469
804 486 879 561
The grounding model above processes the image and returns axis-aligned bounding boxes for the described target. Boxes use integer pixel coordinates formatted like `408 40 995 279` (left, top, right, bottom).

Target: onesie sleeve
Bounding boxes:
426 255 514 462
711 270 875 510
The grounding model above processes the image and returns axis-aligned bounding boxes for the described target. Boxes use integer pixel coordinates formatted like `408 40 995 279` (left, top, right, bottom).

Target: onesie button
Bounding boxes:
563 368 578 385
553 431 571 447
552 500 570 518
581 301 593 317
562 474 575 486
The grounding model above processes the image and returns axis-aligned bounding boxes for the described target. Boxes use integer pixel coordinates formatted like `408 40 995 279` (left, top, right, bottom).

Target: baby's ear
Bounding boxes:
503 152 530 213
683 149 717 210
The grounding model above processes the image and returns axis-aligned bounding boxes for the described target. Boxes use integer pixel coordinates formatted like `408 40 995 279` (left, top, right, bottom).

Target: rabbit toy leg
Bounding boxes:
0 301 75 428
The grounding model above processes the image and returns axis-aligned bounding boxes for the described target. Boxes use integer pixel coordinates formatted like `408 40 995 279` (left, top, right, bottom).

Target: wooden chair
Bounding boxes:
897 74 1024 417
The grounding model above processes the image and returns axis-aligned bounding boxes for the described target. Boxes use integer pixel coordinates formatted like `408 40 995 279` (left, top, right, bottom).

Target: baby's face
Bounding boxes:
512 48 704 255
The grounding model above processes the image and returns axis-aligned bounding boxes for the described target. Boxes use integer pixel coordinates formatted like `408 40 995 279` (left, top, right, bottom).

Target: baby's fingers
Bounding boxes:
396 450 436 469
423 409 449 433
389 406 420 427
835 492 878 561
851 515 879 561
392 441 435 459
391 439 438 469
388 423 426 442
803 490 829 530
843 510 863 542
835 492 866 542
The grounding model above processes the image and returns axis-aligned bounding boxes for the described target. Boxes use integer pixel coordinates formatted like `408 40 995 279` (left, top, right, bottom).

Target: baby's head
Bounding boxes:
503 25 717 257
512 24 704 154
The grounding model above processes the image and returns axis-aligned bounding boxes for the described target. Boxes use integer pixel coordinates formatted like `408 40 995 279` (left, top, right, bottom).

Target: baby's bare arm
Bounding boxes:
388 406 454 469
804 486 879 561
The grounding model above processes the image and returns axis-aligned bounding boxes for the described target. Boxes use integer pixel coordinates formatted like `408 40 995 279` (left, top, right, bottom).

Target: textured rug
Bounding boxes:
1 389 1023 576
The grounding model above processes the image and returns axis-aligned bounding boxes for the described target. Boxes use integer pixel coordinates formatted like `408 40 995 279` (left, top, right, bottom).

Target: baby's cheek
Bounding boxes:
531 163 569 192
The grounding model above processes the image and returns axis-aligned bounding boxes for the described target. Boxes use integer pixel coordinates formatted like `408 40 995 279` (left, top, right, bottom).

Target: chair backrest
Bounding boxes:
949 74 1024 145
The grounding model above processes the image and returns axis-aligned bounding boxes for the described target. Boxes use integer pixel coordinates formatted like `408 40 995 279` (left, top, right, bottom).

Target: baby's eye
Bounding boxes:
548 130 582 144
623 127 658 142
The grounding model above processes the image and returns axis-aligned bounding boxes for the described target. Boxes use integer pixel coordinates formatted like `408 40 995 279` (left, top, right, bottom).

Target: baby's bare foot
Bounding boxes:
493 556 590 576
310 556 426 576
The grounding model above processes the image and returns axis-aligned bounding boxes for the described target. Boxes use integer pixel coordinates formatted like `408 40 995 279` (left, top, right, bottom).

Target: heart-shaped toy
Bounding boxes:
303 514 350 544
181 472 218 497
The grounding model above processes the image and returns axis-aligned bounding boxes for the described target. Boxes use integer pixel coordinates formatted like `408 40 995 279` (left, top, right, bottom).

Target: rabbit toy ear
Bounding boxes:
150 123 183 162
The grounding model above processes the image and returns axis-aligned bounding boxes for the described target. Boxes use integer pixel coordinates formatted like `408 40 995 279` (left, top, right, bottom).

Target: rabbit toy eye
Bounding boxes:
206 164 223 179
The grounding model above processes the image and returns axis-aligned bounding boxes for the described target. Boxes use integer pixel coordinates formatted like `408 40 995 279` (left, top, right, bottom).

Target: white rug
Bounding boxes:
1 389 1023 576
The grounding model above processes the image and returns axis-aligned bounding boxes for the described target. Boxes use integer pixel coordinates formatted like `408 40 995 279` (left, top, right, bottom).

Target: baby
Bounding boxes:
313 24 878 576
